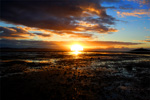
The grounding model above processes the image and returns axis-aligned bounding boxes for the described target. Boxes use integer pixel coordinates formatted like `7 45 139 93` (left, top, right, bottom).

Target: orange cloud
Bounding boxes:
0 26 97 40
0 26 52 40
127 0 150 5
146 36 150 38
1 0 118 37
117 9 150 17
138 39 150 42
77 21 98 27
136 36 150 42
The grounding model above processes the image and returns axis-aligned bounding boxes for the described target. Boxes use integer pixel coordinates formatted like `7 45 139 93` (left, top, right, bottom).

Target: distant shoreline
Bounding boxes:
0 48 150 54
127 48 150 54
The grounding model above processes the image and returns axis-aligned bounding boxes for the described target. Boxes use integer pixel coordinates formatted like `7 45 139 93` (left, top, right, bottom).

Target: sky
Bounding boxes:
0 0 150 51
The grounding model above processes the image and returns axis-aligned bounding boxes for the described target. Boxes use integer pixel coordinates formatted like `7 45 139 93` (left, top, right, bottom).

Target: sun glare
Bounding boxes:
71 44 83 55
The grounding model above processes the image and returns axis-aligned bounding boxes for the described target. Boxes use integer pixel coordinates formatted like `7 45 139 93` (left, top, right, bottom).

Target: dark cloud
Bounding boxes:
0 39 62 48
79 41 142 46
0 39 142 49
143 40 150 42
65 32 94 39
0 26 33 39
34 33 51 37
1 0 117 34
119 4 134 10
0 26 95 40
0 26 51 39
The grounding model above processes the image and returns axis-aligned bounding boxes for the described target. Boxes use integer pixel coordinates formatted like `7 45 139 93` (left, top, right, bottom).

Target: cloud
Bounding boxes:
115 0 150 18
138 39 150 42
146 36 150 38
34 33 52 38
117 9 150 17
79 41 142 47
0 26 96 40
63 32 95 39
127 0 150 6
144 27 150 31
0 26 51 40
0 26 33 39
0 0 118 34
0 0 149 41
0 39 143 49
137 36 150 42
144 40 150 42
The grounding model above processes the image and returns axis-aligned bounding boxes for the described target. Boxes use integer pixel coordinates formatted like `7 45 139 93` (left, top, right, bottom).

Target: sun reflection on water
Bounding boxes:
70 44 83 55
72 50 80 55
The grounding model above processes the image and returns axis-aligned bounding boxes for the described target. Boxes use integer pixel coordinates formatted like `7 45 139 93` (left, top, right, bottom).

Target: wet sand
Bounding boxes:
1 51 150 100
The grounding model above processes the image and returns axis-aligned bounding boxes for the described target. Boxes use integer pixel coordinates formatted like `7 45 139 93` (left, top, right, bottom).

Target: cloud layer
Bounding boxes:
0 39 142 50
117 9 150 17
0 0 149 50
1 0 117 35
138 36 150 42
0 26 51 39
0 26 96 40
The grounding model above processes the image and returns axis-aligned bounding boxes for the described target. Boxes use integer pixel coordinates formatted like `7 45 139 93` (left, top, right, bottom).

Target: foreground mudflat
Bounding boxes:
1 51 150 100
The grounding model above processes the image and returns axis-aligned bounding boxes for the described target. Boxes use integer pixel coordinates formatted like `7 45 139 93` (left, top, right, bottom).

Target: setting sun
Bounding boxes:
71 44 83 54
71 44 83 51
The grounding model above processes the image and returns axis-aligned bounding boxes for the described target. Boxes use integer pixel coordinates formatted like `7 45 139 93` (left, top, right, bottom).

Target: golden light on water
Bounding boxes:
73 50 80 55
71 44 83 55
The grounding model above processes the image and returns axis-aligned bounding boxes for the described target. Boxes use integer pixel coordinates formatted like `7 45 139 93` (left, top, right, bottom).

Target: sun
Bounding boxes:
71 44 83 54
71 44 83 51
